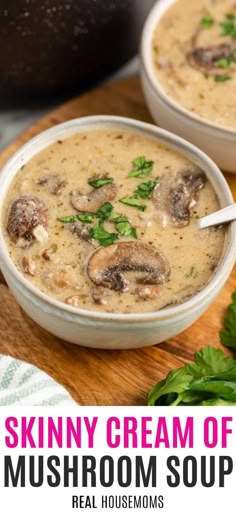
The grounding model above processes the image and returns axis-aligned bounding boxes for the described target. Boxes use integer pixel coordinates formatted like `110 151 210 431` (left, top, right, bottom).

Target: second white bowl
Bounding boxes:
141 0 236 173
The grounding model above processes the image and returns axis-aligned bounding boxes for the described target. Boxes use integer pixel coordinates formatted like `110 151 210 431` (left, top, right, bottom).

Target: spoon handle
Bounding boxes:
198 203 236 229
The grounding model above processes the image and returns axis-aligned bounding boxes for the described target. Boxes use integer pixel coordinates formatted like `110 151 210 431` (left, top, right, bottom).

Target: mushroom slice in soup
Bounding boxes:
70 180 117 213
22 256 36 276
187 30 236 75
7 195 48 247
152 167 206 227
70 220 93 243
87 242 170 292
37 175 67 195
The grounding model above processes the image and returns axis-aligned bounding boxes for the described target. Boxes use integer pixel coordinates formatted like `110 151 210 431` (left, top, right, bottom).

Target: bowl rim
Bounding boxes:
0 114 235 323
141 0 236 137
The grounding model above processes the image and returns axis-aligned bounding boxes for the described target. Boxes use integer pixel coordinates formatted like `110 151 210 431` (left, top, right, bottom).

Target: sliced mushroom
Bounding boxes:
22 256 35 276
70 221 91 242
87 242 170 292
37 175 67 195
7 195 47 247
70 182 117 212
152 167 206 227
187 30 236 75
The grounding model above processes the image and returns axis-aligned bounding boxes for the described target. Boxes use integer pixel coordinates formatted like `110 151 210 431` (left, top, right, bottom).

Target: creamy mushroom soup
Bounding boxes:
152 0 236 128
3 130 225 313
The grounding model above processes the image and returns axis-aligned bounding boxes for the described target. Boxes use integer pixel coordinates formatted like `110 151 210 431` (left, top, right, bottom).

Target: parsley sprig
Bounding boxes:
220 14 236 38
119 196 147 211
58 202 137 247
217 55 234 68
128 156 154 178
148 292 236 406
220 293 236 349
215 74 232 82
148 346 236 406
134 180 158 199
90 221 118 247
200 16 214 29
88 177 114 189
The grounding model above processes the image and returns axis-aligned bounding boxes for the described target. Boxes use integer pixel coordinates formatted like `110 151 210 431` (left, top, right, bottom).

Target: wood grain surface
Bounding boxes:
0 76 235 406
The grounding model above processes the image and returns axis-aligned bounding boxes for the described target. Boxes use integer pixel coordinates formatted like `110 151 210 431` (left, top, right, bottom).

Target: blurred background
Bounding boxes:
0 0 155 150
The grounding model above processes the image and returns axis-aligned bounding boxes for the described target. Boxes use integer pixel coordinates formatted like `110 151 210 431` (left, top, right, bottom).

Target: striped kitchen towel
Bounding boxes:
0 355 77 406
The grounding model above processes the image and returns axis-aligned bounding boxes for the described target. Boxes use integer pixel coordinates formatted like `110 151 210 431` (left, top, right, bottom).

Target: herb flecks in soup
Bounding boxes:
3 130 225 313
152 1 236 128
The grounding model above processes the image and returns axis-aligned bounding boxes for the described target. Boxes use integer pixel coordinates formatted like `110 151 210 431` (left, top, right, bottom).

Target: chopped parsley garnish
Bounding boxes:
90 221 118 247
200 16 214 29
76 213 94 223
119 196 147 211
114 217 137 239
57 215 76 223
220 19 235 36
96 202 114 221
214 74 232 82
134 179 159 199
217 55 234 68
88 177 114 189
226 13 235 20
128 156 154 178
108 210 122 221
186 265 197 278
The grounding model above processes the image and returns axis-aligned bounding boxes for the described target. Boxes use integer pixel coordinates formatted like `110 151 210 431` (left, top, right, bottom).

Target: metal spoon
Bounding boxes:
198 203 236 229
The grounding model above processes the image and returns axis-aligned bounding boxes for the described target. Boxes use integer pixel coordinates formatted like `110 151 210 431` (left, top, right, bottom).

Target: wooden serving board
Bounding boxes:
0 76 235 406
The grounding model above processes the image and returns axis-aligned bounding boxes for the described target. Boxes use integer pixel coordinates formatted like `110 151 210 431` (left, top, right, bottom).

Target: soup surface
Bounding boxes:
3 129 225 313
152 0 236 128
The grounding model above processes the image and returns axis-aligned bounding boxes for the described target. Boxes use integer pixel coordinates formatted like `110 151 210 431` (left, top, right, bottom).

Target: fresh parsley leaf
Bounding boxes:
220 292 236 350
76 213 94 223
134 180 158 199
190 377 236 402
90 221 118 247
199 398 236 406
217 55 234 68
115 217 137 239
119 196 147 211
58 215 76 223
128 156 154 178
133 156 146 168
96 202 114 221
148 345 236 406
108 211 122 221
215 74 232 82
200 16 214 29
226 13 235 20
148 368 192 406
185 346 235 378
88 178 114 189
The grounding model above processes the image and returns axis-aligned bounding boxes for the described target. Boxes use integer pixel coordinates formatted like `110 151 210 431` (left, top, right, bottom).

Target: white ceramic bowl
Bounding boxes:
141 0 236 173
0 115 235 349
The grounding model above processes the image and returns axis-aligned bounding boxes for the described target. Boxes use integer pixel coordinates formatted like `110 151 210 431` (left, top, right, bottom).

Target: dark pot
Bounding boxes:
0 0 155 98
